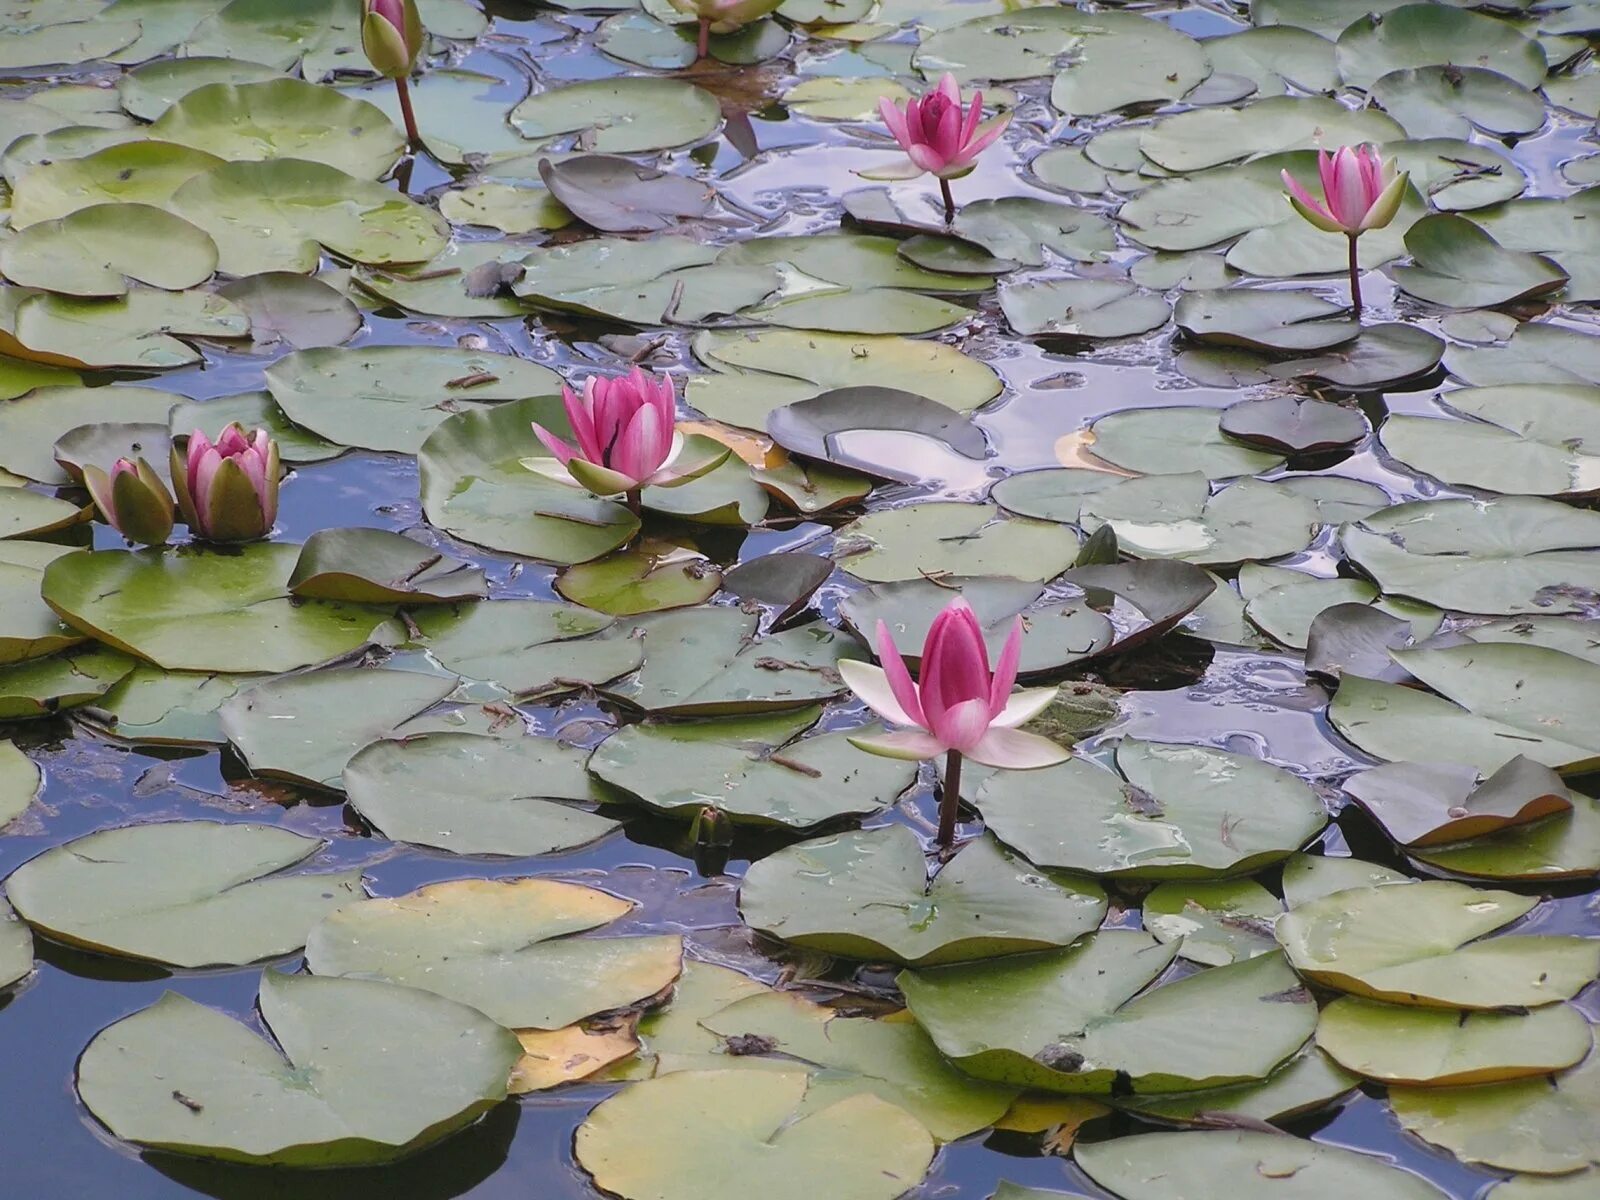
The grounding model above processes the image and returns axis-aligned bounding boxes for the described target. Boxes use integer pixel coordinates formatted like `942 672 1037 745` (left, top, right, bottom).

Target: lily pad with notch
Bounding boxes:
1174 289 1358 353
0 646 135 721
1344 757 1573 848
288 528 486 605
510 77 720 154
1086 407 1285 478
999 278 1170 340
767 387 987 483
1141 878 1282 966
833 502 1080 584
1077 474 1322 567
537 155 713 234
1393 214 1568 309
555 543 722 616
722 553 833 624
1220 396 1368 454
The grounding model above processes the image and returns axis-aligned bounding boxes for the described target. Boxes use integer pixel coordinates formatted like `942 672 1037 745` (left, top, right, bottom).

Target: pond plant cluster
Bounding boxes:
2 0 1600 1198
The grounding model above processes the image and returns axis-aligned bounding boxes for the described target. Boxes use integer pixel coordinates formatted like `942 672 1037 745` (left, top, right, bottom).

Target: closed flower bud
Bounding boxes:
171 424 281 543
82 457 175 546
362 0 424 80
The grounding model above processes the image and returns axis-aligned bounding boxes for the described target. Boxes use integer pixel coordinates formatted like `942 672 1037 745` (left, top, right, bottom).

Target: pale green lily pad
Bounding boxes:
407 599 642 699
0 548 83 666
590 708 911 829
977 740 1326 880
0 204 216 297
596 608 861 716
0 357 78 401
218 668 459 791
1372 65 1546 140
901 933 1316 1094
1201 26 1339 96
833 503 1079 583
951 197 1116 267
0 287 248 371
0 17 141 69
1077 475 1321 567
739 827 1107 965
76 972 521 1167
0 384 178 485
0 897 31 990
1445 321 1600 387
117 55 284 121
556 544 721 616
1174 289 1357 352
0 489 85 540
1142 878 1281 966
41 545 398 673
1276 880 1600 1008
8 140 222 229
150 79 402 178
1316 996 1592 1085
305 877 683 1030
1390 1054 1600 1175
343 732 618 857
288 528 485 605
1342 496 1600 615
999 278 1169 340
1088 407 1284 478
1337 4 1548 91
0 738 41 828
439 183 572 234
1120 155 1310 253
5 821 362 967
575 1069 934 1200
343 69 533 165
218 272 361 350
419 399 640 564
784 76 912 120
0 646 135 721
1393 214 1567 308
510 77 719 153
353 240 531 319
1412 792 1600 882
78 664 259 746
168 391 345 464
181 0 363 79
170 158 448 276
1137 97 1403 174
1076 1129 1450 1200
265 345 560 455
1115 1044 1360 1127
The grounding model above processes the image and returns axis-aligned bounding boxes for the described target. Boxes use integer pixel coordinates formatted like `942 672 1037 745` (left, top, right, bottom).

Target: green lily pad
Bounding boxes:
555 544 721 616
740 827 1107 965
1280 853 1411 908
510 77 719 153
407 599 642 700
305 877 683 1030
1337 5 1548 91
1115 1044 1359 1127
1137 97 1403 174
76 972 521 1167
901 933 1316 1093
1202 26 1339 96
752 459 873 516
288 528 485 605
1174 289 1358 353
833 502 1079 583
1276 880 1600 1008
999 278 1170 339
439 183 571 234
596 11 787 70
218 273 362 351
1345 757 1573 848
1077 475 1322 567
1342 497 1600 615
1088 407 1285 478
7 140 222 229
766 387 986 483
168 391 345 464
598 608 861 716
0 357 78 401
0 286 248 371
218 668 459 791
1142 878 1281 966
0 541 85 666
0 17 141 69
343 731 617 857
353 240 531 319
0 646 135 721
590 706 912 828
0 204 216 297
1393 214 1567 308
1445 321 1600 386
1221 396 1369 454
0 489 84 540
342 67 532 165
976 740 1326 880
539 154 713 235
418 399 639 564
77 664 259 746
1120 156 1308 253
150 79 402 178
117 55 285 121
0 897 31 990
1411 791 1600 882
951 197 1116 267
1316 996 1592 1086
41 545 398 673
1372 65 1546 140
265 345 559 455
1076 1129 1450 1200
0 738 41 828
5 821 362 967
1390 1055 1600 1175
170 158 448 276
575 1069 934 1200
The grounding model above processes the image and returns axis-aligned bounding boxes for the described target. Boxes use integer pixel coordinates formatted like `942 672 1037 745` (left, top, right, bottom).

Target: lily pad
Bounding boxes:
41 545 397 673
288 528 486 605
1137 97 1404 174
1276 880 1600 1008
1316 996 1591 1086
344 732 617 857
1337 5 1548 91
1393 214 1567 308
217 273 361 351
76 972 521 1167
0 541 86 666
1344 757 1573 848
538 155 712 234
0 897 31 990
977 740 1326 879
168 391 345 464
76 665 257 747
5 821 362 967
0 204 217 298
1076 474 1322 567
1175 289 1358 353
0 286 248 371
556 544 721 616
901 933 1316 1093
740 827 1107 965
0 646 135 721
1445 321 1600 387
1087 407 1285 478
218 668 459 791
8 140 222 229
305 877 683 1031
510 77 719 153
834 502 1078 584
767 387 987 482
951 197 1115 267
1114 1044 1360 1127
1142 878 1282 966
1220 396 1368 454
0 489 84 540
117 55 285 122
1372 66 1545 140
999 278 1170 340
1410 791 1600 882
0 738 41 828
575 1069 934 1200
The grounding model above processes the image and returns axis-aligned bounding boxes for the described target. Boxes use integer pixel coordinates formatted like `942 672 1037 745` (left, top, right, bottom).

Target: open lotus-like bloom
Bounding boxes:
529 369 728 500
868 73 1010 183
361 0 423 79
172 424 281 542
83 457 174 546
1281 145 1407 236
839 598 1068 770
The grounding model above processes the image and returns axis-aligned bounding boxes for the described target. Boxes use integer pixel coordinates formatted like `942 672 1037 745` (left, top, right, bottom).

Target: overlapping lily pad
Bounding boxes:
0 738 42 829
510 77 719 153
833 503 1079 583
407 599 642 699
288 528 486 604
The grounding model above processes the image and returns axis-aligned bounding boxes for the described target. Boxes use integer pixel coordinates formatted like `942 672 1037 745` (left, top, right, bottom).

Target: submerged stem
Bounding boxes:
698 17 710 60
1347 232 1362 321
395 76 420 149
939 177 956 227
937 749 963 851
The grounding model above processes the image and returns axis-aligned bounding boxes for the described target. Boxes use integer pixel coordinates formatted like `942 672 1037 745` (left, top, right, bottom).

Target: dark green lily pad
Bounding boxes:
538 154 713 234
556 544 721 616
1220 396 1369 454
288 529 486 605
0 646 135 721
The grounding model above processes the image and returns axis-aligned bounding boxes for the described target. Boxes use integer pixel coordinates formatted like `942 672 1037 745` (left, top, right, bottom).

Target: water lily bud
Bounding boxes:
172 424 281 543
362 0 424 80
82 457 175 546
668 0 784 31
690 804 734 876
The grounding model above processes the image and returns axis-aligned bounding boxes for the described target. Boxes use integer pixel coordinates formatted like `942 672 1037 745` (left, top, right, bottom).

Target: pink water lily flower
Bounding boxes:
171 424 280 543
83 457 174 546
840 597 1067 848
1281 145 1408 319
529 369 729 511
863 73 1011 223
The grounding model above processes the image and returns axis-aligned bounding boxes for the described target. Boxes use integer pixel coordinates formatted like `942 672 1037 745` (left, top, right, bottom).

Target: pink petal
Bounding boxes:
935 72 961 106
1317 148 1337 204
532 422 578 466
192 448 224 535
875 620 926 728
614 403 669 483
907 142 947 174
879 96 911 149
987 616 1023 718
1282 170 1337 227
837 660 918 728
966 727 1070 770
959 89 983 149
929 696 992 755
1329 145 1366 229
954 111 1009 167
903 94 927 150
931 97 962 164
186 428 212 495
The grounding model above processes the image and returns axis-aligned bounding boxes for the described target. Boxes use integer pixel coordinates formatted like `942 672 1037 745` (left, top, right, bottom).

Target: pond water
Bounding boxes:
2 0 1600 1198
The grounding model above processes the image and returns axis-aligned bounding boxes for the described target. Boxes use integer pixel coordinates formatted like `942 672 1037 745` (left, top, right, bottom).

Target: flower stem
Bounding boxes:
1347 232 1362 322
395 76 420 149
937 749 963 851
939 177 956 227
625 488 642 517
697 17 710 61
